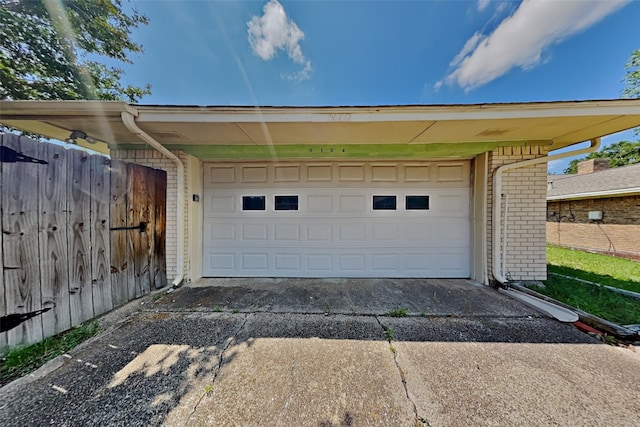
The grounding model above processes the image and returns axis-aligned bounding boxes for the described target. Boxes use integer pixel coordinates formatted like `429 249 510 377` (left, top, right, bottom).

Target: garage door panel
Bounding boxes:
340 223 366 241
208 253 236 270
203 161 471 278
338 164 365 182
307 254 333 271
435 251 468 276
339 195 366 212
274 253 301 270
241 165 268 183
241 224 269 240
274 224 300 241
206 195 236 215
307 224 332 241
339 254 366 271
433 193 467 215
242 253 268 270
404 223 433 241
404 252 435 273
372 223 399 240
435 222 468 241
307 195 333 212
371 164 399 181
207 223 235 240
436 163 466 182
371 254 400 271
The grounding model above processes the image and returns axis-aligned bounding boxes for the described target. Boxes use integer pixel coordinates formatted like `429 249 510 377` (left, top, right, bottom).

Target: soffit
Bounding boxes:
2 100 640 154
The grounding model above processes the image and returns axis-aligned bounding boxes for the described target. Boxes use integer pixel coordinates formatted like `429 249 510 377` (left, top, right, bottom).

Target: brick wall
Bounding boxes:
546 195 640 258
547 196 640 225
110 149 196 283
487 146 549 282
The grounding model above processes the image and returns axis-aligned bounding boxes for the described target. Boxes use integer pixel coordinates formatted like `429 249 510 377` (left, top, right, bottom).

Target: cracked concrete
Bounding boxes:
376 315 425 425
186 314 249 425
1 279 639 426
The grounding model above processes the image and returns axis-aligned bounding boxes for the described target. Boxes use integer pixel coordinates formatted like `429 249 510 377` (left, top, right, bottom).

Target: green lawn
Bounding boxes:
529 277 640 326
546 246 640 293
0 322 99 387
528 246 640 326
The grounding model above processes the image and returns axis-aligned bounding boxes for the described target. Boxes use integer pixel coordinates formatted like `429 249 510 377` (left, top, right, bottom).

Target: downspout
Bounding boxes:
491 138 601 285
121 110 185 288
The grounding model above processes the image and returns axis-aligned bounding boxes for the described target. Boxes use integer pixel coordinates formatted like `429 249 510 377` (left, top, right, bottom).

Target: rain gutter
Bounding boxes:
121 110 185 288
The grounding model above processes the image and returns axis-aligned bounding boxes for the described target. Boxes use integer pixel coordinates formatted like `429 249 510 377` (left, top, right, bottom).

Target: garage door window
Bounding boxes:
373 195 397 210
275 195 299 211
405 195 430 210
242 195 266 211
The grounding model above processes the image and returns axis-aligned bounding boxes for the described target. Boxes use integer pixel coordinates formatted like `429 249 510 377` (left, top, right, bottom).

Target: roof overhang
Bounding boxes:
2 99 640 160
547 188 640 201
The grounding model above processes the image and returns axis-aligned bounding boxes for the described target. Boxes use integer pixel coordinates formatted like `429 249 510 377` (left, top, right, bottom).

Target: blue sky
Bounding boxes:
118 0 640 173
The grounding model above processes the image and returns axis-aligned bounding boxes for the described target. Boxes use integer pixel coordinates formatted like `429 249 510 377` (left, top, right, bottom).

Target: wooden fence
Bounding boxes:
0 133 166 350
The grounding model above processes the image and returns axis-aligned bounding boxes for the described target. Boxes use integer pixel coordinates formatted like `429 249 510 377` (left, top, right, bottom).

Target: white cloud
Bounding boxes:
442 0 629 91
477 0 491 12
284 60 312 82
248 0 312 80
449 32 483 68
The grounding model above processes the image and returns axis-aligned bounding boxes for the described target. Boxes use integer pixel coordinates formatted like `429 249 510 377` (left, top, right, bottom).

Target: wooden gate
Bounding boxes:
0 134 167 349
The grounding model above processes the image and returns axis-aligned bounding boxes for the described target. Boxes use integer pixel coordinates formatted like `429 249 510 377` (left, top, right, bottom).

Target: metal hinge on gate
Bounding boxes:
110 221 148 233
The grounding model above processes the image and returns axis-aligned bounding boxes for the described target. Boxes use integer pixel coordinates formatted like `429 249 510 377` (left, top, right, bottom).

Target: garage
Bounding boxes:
202 161 471 278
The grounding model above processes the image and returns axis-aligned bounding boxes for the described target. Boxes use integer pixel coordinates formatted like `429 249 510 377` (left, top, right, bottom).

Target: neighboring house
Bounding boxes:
2 99 640 286
547 159 640 260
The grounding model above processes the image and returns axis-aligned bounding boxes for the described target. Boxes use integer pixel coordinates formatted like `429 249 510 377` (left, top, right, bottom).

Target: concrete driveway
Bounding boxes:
1 279 639 426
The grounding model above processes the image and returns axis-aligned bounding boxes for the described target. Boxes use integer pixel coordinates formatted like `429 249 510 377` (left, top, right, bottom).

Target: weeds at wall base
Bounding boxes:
0 322 100 387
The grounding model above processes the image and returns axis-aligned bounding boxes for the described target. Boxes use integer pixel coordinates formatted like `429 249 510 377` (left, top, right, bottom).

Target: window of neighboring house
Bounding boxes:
405 195 430 210
242 195 266 211
373 195 397 210
275 195 299 211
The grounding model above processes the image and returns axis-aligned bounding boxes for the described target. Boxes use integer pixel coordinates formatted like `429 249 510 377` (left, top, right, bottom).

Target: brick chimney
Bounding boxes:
577 158 610 175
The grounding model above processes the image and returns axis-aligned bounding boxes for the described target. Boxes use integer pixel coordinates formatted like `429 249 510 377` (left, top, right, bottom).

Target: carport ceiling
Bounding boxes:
2 99 640 152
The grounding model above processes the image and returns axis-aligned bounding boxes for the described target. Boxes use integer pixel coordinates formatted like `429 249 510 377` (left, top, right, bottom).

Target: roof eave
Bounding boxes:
547 187 640 200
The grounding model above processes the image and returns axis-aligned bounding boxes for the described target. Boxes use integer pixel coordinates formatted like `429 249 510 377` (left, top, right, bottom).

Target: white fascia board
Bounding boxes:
134 102 640 124
2 99 640 124
547 187 640 200
0 100 133 117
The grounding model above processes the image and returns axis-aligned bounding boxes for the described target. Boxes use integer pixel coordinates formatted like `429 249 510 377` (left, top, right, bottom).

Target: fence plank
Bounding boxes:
153 169 168 289
129 164 151 296
1 135 43 346
90 155 112 316
109 159 131 307
145 166 157 290
38 141 71 337
68 150 93 325
125 163 140 299
0 134 6 349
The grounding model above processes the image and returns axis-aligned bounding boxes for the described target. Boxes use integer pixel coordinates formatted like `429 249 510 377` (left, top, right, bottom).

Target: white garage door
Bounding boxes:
202 161 471 278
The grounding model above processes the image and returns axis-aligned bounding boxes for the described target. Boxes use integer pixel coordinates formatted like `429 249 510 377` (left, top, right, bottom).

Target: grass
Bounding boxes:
528 277 640 326
0 322 100 387
526 246 640 326
385 308 408 317
384 327 395 342
324 303 332 315
547 245 640 293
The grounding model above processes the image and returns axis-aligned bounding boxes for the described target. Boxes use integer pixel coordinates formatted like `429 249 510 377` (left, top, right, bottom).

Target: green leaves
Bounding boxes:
622 49 640 100
563 140 640 174
0 0 150 101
